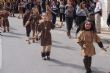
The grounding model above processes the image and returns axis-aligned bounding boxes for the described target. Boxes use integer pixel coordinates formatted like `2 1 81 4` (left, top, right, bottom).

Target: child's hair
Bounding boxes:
80 19 96 32
32 7 39 15
43 11 52 21
79 2 86 9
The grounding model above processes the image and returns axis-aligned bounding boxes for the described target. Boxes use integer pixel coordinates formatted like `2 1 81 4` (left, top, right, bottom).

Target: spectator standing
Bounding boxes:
94 0 102 33
107 13 110 28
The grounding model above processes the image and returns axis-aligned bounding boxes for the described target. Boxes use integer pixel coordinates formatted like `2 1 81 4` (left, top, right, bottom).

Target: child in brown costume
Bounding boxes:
37 12 55 60
0 6 3 34
0 13 3 34
77 20 107 73
0 12 3 28
25 7 42 43
18 0 25 18
2 9 10 32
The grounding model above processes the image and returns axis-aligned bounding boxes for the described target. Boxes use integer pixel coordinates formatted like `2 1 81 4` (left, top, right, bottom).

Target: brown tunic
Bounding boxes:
0 11 3 27
77 31 101 56
38 21 55 46
2 10 9 27
18 2 25 13
0 17 3 27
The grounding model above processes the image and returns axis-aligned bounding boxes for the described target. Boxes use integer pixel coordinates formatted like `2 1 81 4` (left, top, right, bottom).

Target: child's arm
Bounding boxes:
24 15 32 27
24 21 30 27
94 33 107 51
98 42 107 51
77 31 84 49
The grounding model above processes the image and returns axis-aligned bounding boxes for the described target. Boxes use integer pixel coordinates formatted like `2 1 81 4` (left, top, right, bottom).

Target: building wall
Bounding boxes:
101 0 108 28
107 0 110 13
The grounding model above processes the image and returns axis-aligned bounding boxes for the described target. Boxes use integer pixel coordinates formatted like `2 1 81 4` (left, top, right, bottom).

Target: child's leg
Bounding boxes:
83 56 92 73
41 46 46 60
3 22 6 32
45 45 51 60
32 29 36 43
42 46 46 53
26 26 31 44
6 19 9 32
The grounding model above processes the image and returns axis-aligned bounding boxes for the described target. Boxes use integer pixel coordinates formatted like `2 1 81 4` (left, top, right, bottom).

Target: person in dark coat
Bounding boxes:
37 12 55 60
25 1 34 11
107 13 110 28
59 0 65 28
75 2 88 35
51 0 58 25
42 0 46 12
23 10 31 44
65 0 75 39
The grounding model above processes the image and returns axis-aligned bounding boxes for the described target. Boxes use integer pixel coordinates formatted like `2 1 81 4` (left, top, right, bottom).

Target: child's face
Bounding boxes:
85 22 92 30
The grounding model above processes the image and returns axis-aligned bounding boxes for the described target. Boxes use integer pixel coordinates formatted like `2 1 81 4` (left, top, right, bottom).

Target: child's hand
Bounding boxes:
102 46 109 52
102 48 107 52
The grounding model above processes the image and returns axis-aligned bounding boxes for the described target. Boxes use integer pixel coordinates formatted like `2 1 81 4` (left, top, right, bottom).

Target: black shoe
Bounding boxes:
42 57 47 60
46 51 50 60
7 29 9 32
41 52 46 57
86 70 92 73
47 56 50 60
3 30 6 32
41 52 46 60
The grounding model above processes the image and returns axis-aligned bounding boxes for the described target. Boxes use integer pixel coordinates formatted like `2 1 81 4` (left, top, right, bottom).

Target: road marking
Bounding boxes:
0 37 2 69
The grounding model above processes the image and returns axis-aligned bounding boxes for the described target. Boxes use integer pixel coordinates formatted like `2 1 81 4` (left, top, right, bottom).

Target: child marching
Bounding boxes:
2 9 10 32
37 12 55 60
24 7 42 44
77 20 107 73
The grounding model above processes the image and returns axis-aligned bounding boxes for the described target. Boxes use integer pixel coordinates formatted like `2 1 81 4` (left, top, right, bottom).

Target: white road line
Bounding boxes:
0 37 2 69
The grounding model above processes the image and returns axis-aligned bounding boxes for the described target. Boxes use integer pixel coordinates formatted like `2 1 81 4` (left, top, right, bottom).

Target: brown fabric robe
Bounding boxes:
38 21 55 46
28 14 42 31
77 31 101 56
2 10 9 27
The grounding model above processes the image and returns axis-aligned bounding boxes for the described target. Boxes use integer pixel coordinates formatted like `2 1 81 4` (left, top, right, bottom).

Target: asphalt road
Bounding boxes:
0 16 110 73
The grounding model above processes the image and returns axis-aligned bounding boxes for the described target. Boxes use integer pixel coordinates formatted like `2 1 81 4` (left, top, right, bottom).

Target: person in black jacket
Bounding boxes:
107 13 110 27
25 1 34 11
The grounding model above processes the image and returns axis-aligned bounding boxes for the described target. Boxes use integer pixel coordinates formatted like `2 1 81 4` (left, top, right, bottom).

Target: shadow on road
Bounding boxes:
92 67 107 73
52 44 77 51
9 31 25 36
52 40 62 44
2 34 21 38
49 58 106 73
10 27 17 30
49 58 84 70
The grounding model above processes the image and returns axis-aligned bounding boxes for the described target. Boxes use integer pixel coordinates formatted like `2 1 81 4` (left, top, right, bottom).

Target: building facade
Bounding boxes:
101 0 110 29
